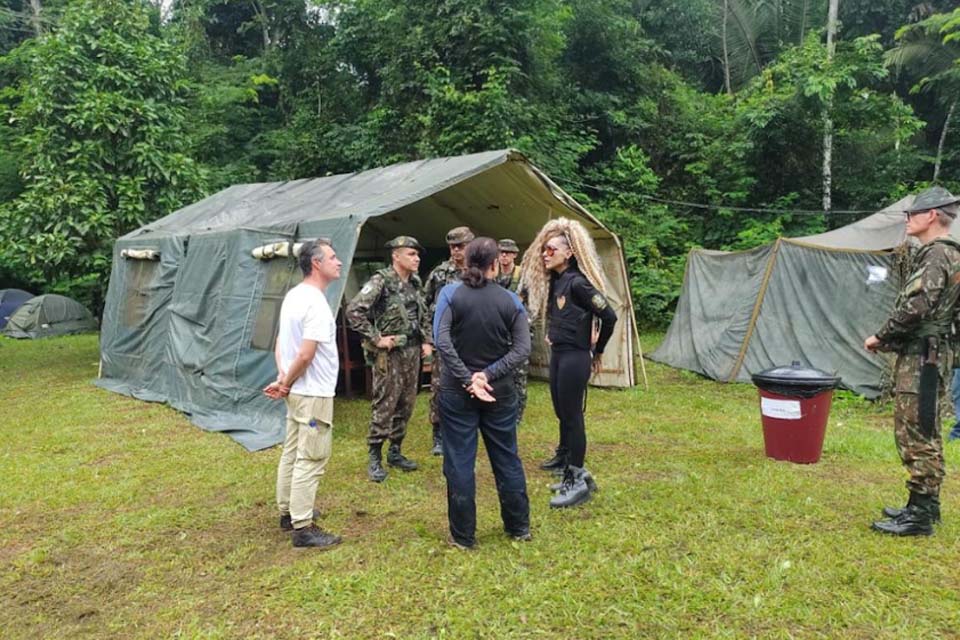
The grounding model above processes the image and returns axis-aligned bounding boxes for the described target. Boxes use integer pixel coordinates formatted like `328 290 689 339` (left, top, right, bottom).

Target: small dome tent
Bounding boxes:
3 294 98 339
0 289 34 328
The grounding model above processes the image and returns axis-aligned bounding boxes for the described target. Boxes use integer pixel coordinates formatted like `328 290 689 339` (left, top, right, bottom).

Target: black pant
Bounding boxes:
439 388 529 546
549 348 591 468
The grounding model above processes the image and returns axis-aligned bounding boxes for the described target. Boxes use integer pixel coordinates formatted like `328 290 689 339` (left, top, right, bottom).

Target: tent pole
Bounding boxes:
634 316 649 390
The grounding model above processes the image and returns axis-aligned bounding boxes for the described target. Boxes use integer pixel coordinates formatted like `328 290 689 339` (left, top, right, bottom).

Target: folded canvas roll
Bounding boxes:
120 248 160 260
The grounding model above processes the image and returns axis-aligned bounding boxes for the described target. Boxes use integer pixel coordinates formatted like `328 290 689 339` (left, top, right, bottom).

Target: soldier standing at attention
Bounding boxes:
865 186 960 536
424 226 475 455
496 238 529 425
346 236 433 483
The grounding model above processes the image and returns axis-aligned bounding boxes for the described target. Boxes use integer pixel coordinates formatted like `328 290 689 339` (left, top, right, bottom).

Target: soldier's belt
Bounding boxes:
897 336 947 355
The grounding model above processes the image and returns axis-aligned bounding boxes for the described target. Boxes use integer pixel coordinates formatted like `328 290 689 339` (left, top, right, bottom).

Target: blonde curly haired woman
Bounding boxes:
518 218 617 508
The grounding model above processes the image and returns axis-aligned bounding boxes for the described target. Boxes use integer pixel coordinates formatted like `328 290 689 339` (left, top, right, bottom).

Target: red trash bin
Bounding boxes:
751 362 841 464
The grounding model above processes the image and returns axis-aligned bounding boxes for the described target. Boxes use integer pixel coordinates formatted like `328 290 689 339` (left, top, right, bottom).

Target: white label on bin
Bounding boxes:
761 397 802 420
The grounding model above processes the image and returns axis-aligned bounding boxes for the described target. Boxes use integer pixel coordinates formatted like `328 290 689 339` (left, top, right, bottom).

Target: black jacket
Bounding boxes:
547 265 617 353
434 280 531 396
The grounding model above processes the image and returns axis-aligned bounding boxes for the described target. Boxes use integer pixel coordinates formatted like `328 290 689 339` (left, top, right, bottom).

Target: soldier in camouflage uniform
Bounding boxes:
496 238 522 291
865 186 960 536
496 238 528 424
346 236 433 483
423 226 474 455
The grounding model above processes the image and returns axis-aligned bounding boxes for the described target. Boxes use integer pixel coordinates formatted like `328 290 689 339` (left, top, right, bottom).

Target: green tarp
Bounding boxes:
650 195 960 398
96 149 638 451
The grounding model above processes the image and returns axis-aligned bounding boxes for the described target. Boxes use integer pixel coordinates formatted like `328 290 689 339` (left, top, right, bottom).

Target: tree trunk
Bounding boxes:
822 0 840 214
722 0 733 95
29 0 42 37
799 0 809 44
250 0 271 51
933 99 956 183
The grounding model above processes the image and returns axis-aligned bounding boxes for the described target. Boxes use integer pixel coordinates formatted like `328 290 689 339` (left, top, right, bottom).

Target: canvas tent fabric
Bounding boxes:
0 288 34 329
95 149 638 451
3 294 97 339
650 195 960 399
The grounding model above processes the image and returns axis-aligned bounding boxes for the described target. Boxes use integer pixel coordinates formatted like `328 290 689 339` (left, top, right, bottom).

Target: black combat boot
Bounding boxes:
368 443 388 483
539 446 568 472
549 466 592 509
872 492 935 536
387 441 419 471
292 524 342 549
431 425 443 456
882 493 941 523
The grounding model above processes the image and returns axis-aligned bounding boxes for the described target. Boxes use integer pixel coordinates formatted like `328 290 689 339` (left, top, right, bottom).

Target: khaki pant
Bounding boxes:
276 393 334 529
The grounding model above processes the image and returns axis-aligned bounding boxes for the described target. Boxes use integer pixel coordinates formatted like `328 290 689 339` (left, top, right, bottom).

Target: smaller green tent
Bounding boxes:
3 294 98 339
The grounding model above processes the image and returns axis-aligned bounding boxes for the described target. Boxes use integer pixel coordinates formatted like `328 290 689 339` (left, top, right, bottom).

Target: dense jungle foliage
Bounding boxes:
0 0 958 324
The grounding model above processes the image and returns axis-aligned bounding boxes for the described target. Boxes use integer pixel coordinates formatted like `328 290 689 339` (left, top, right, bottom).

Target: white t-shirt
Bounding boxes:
276 282 338 397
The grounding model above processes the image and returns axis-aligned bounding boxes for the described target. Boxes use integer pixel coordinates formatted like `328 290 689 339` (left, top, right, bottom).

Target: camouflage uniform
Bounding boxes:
424 258 464 428
875 238 960 497
495 264 528 424
495 266 521 291
346 265 432 446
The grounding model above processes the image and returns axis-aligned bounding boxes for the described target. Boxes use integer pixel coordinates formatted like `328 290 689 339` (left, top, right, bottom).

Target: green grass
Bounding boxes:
2 334 960 638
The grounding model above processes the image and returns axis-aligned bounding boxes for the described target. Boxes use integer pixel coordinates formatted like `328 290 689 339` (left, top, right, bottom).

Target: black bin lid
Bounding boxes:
751 361 841 391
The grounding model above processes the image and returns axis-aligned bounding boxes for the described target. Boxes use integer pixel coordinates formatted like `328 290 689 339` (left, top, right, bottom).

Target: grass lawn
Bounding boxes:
2 333 960 639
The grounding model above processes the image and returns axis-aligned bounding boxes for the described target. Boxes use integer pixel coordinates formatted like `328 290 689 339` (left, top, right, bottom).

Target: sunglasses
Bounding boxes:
905 210 931 219
543 245 562 257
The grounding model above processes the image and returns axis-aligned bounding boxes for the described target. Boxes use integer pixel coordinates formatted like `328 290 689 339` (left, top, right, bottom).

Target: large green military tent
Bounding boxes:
3 294 97 339
650 194 960 398
96 149 638 450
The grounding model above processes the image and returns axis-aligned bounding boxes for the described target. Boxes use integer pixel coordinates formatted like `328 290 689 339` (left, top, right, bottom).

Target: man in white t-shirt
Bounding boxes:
263 238 343 549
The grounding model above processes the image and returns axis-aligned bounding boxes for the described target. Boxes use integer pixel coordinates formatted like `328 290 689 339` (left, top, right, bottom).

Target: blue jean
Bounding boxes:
950 369 960 439
439 387 529 546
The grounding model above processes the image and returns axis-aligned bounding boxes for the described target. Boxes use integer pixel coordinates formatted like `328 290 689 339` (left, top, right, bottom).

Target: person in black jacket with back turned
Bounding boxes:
518 218 617 509
433 237 532 549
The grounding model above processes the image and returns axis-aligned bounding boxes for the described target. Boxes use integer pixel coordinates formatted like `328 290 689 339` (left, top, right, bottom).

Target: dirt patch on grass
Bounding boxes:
1 545 142 636
0 540 32 565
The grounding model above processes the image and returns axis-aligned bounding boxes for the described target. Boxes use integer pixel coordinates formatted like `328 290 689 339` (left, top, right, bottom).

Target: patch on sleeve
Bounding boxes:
360 282 374 296
591 293 608 310
905 272 924 296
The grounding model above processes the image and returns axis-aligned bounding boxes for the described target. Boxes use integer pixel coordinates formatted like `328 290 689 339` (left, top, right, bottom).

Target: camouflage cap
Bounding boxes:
385 235 424 252
905 186 960 214
446 226 475 245
498 238 520 253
